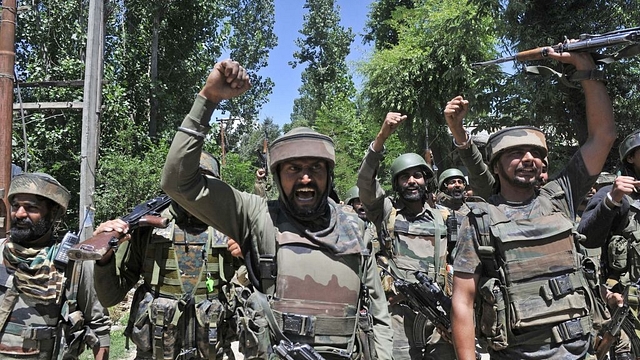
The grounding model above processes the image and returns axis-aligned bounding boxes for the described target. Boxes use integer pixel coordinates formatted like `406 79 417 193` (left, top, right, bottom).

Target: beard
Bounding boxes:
399 183 426 202
285 183 328 220
449 188 465 200
10 217 52 245
496 163 539 189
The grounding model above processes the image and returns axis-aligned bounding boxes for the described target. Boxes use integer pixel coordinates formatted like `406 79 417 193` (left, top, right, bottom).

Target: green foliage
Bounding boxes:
359 0 500 173
93 139 170 225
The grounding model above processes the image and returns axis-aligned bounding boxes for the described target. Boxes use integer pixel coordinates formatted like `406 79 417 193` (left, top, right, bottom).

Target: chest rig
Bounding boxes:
250 201 370 356
379 202 448 285
468 196 598 349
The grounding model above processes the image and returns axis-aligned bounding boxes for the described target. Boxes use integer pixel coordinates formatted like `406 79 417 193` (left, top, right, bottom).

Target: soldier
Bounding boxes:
344 186 380 255
450 48 616 360
93 151 242 360
161 59 393 360
357 112 455 360
0 173 111 359
578 130 640 360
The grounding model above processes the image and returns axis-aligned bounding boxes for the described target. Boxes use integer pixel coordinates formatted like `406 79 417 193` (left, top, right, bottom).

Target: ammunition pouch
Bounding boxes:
356 308 377 360
477 277 508 351
609 235 629 272
235 290 272 359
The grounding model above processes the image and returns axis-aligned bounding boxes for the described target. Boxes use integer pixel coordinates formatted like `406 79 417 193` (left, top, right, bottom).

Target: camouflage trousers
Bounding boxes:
389 302 456 360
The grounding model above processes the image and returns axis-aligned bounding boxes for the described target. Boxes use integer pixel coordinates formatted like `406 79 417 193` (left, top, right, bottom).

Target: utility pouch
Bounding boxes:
609 235 629 272
477 277 508 350
125 287 155 353
195 298 223 359
356 308 377 360
627 231 640 280
236 290 271 359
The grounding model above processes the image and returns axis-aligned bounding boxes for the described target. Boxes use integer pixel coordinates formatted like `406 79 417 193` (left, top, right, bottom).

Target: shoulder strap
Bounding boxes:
467 203 502 278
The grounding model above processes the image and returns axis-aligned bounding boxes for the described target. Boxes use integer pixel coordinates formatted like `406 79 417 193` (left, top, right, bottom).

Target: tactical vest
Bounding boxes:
468 197 598 349
249 201 371 357
128 221 237 360
605 193 640 285
0 241 88 360
379 203 448 285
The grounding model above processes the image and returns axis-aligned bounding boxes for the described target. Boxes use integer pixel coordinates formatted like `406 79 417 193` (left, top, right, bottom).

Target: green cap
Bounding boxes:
269 127 335 174
8 173 71 218
438 168 466 191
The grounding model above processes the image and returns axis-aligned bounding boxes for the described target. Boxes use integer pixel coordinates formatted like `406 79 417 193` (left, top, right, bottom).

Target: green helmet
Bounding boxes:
619 130 640 162
269 127 335 174
8 173 71 219
486 126 548 167
390 153 434 185
438 168 466 191
344 186 360 206
200 151 220 178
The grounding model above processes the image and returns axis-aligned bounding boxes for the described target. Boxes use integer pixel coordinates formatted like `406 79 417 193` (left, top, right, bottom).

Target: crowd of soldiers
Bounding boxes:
3 42 640 360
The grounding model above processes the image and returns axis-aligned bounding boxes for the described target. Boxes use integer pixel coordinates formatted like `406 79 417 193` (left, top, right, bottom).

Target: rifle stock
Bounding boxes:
67 195 171 261
594 286 631 360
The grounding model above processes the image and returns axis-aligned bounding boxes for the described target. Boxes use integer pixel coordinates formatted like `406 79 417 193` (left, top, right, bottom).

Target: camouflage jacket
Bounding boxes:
161 95 394 360
578 184 640 283
0 239 111 359
357 145 449 285
454 151 598 358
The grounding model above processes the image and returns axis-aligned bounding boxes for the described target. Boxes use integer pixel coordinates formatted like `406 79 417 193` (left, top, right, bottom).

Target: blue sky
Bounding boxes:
215 0 373 127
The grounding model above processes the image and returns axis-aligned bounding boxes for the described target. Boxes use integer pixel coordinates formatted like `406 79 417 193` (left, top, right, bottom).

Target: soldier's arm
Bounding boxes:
363 250 394 359
578 185 629 248
74 261 112 357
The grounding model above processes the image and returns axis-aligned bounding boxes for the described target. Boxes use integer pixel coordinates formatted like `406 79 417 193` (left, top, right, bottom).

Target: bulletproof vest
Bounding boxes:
256 201 368 351
607 193 640 284
380 202 448 285
141 220 232 302
0 242 65 359
469 197 596 348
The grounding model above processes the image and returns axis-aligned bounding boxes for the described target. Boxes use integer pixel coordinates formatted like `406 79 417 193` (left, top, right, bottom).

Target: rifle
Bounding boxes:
424 121 438 193
382 268 451 331
67 194 171 261
257 128 269 177
594 286 630 360
273 340 325 360
472 26 640 67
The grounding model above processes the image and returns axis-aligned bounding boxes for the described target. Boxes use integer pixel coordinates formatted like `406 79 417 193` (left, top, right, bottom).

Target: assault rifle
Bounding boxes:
257 128 269 177
67 194 171 261
595 286 630 360
273 340 325 360
472 26 640 67
382 268 451 331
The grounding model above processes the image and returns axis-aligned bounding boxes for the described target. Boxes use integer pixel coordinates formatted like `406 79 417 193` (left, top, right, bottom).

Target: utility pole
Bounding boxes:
79 0 104 241
0 0 17 238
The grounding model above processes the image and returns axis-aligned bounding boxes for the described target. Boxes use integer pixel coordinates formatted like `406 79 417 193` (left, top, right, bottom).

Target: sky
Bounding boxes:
214 0 373 127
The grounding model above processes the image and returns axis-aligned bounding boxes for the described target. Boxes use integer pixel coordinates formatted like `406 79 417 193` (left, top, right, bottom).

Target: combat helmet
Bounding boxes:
268 127 335 174
486 126 547 167
200 150 220 178
438 168 466 191
619 130 640 162
8 172 71 219
390 153 434 191
344 186 360 206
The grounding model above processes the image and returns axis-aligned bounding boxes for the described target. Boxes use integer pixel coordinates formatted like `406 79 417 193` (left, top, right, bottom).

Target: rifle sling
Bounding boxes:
621 313 640 358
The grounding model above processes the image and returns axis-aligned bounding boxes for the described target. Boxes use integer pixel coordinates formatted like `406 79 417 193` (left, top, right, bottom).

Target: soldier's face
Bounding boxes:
397 166 426 202
350 198 367 221
445 177 466 199
279 158 328 214
10 194 53 244
495 146 543 189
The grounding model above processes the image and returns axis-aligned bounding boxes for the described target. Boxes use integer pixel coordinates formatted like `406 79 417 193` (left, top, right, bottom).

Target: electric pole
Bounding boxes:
79 0 104 241
0 0 17 238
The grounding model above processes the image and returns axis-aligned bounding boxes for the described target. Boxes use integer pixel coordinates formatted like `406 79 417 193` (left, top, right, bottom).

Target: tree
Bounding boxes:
289 0 356 127
359 0 501 175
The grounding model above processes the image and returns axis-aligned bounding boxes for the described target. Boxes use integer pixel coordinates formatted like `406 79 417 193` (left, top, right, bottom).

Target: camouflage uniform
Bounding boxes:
161 95 393 360
94 202 241 360
0 173 111 359
578 132 640 360
454 128 601 360
358 148 455 360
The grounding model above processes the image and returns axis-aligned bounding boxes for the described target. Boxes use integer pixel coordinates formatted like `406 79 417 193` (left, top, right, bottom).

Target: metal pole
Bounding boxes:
0 0 17 238
79 0 104 240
